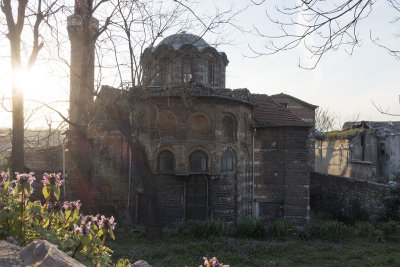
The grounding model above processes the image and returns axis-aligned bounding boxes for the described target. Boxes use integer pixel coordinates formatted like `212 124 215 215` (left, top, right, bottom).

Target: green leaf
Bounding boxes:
43 219 50 228
64 210 71 219
43 186 50 199
29 204 41 214
98 229 104 237
54 186 60 200
109 229 115 240
81 234 92 246
14 185 22 195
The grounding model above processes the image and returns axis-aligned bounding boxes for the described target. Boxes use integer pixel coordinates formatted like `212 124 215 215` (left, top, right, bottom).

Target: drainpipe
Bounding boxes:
251 127 256 218
62 143 66 200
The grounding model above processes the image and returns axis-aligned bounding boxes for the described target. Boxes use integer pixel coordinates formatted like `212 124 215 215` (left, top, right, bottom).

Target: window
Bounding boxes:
361 134 366 161
221 150 234 172
182 56 192 82
380 142 385 155
185 175 207 220
159 151 174 172
138 113 149 138
190 150 207 173
207 60 214 85
222 116 235 141
161 57 171 84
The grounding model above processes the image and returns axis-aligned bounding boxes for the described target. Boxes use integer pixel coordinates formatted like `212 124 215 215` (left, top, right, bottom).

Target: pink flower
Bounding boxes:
80 214 99 225
0 172 8 182
41 173 63 187
98 215 116 230
74 223 92 235
13 172 35 186
62 200 81 211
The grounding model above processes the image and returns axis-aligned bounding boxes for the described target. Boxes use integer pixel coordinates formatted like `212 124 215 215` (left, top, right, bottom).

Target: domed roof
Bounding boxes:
158 32 209 51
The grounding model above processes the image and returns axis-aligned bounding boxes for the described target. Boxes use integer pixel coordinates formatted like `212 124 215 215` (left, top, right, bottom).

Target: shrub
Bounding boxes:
268 219 294 238
296 225 311 240
234 218 266 238
177 219 226 239
353 221 376 238
0 171 117 266
309 220 352 242
348 201 369 223
377 220 400 241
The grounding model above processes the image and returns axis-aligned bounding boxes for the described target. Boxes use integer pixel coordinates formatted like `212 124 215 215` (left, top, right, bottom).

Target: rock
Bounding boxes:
131 260 152 267
19 240 85 267
7 236 19 246
0 240 23 267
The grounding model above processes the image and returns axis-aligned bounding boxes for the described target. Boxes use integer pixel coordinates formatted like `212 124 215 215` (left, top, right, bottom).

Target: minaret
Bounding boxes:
67 0 99 125
65 1 99 205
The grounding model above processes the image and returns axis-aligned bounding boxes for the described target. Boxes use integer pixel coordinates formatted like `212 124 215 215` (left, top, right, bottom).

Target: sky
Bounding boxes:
0 0 399 129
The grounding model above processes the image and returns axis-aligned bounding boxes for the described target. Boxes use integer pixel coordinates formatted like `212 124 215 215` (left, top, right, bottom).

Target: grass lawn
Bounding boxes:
109 231 400 267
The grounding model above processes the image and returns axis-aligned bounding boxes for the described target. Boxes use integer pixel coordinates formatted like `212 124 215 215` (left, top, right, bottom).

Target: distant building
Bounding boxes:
0 128 64 173
315 121 400 182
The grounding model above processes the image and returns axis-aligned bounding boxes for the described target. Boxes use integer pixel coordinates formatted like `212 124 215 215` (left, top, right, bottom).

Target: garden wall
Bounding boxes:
310 172 390 222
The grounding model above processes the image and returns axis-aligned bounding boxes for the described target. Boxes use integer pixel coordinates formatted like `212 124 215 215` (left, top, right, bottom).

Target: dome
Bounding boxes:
158 32 209 51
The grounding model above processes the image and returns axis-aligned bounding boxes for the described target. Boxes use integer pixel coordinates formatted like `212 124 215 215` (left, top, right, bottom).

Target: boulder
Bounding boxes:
131 260 152 267
0 240 23 267
19 240 85 267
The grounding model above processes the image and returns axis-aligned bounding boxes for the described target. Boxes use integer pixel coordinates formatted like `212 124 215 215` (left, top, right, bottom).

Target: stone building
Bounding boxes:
315 121 400 183
75 33 313 226
270 93 317 171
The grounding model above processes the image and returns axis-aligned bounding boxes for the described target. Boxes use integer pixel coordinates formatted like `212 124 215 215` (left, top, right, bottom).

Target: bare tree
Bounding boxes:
251 0 400 68
0 0 64 173
315 107 336 132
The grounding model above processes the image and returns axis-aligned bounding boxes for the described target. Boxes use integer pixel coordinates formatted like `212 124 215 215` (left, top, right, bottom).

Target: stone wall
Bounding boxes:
310 172 390 222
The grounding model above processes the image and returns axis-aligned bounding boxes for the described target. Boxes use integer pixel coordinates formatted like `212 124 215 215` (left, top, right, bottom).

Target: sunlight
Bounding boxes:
13 68 40 96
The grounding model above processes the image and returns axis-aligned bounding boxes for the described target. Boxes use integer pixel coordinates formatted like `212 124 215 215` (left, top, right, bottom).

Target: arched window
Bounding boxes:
158 111 176 135
160 57 171 84
189 150 208 173
189 113 210 136
138 112 149 138
159 150 174 172
182 56 192 82
222 116 235 142
221 150 234 172
207 60 214 85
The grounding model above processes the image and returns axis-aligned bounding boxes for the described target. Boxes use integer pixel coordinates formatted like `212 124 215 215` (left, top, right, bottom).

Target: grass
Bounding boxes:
109 230 400 267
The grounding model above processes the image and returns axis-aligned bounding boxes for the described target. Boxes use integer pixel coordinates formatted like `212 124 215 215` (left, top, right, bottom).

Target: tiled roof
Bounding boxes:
270 93 318 109
251 94 311 127
144 84 253 104
96 86 311 127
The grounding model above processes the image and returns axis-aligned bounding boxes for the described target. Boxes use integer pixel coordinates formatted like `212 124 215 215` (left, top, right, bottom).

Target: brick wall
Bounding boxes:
255 127 310 225
310 172 390 221
88 93 311 226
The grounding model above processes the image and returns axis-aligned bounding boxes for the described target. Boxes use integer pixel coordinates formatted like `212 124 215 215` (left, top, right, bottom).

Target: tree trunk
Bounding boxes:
11 82 24 173
9 32 24 174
